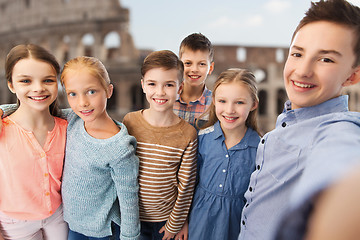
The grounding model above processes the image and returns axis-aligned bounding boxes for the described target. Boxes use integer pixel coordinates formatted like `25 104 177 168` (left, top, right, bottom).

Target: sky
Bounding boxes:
119 0 360 53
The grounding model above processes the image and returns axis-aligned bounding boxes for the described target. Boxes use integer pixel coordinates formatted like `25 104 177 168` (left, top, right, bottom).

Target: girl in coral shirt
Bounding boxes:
0 44 68 239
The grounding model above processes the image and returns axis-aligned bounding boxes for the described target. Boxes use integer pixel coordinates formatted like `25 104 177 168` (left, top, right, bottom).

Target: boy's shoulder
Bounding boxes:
177 117 198 140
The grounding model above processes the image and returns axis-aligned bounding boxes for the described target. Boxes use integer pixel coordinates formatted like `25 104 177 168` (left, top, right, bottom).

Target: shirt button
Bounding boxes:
44 173 49 177
257 165 260 170
45 192 50 196
225 154 229 158
261 139 265 144
282 122 287 127
219 184 223 188
246 203 249 207
242 220 245 225
222 169 226 173
41 152 46 158
249 187 253 192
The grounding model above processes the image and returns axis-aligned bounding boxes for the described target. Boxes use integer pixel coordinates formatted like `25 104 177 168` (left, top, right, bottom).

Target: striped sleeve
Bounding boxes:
164 138 198 234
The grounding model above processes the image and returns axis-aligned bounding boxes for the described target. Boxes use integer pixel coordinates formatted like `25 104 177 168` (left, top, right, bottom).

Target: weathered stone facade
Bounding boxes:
0 0 144 119
1 0 359 133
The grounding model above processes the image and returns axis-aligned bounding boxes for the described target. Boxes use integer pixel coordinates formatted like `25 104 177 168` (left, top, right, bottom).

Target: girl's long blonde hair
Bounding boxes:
198 68 261 135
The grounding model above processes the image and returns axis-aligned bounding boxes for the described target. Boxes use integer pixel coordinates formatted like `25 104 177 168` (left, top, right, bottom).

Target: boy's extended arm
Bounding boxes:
0 232 5 240
305 167 360 240
164 138 197 235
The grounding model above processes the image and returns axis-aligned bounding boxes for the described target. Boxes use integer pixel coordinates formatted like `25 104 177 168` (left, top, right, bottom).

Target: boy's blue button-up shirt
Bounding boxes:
238 95 360 240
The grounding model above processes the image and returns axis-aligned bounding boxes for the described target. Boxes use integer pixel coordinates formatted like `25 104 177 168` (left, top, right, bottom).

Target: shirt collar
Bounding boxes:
278 95 349 125
177 86 211 105
212 121 259 149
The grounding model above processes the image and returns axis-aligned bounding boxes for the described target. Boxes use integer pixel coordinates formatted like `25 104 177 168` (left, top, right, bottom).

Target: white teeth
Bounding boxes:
224 116 237 121
30 96 47 100
154 99 166 103
293 81 313 88
189 75 200 79
81 110 92 113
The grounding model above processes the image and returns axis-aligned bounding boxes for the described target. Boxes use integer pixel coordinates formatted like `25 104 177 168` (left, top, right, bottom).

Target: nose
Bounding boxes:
33 81 45 92
190 64 199 73
225 103 235 114
156 85 165 96
295 58 314 78
78 95 89 107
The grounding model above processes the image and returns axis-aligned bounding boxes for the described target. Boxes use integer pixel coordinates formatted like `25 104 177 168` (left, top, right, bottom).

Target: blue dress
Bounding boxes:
188 121 260 240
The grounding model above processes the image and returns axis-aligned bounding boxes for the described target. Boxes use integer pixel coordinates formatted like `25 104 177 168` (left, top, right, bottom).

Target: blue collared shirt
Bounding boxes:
238 95 360 240
189 121 260 240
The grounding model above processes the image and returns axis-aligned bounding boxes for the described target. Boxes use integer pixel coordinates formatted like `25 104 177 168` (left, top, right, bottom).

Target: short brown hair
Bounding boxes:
179 33 214 62
141 50 184 84
292 0 360 67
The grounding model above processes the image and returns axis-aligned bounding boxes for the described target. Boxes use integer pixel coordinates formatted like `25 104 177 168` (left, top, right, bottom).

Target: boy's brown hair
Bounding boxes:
292 0 360 67
179 33 214 62
141 50 184 84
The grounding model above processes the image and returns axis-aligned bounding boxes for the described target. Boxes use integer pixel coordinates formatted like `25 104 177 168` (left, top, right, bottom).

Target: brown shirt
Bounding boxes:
123 110 197 234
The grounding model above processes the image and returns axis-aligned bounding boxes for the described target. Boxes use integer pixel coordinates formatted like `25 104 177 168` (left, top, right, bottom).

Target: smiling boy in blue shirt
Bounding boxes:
238 1 360 240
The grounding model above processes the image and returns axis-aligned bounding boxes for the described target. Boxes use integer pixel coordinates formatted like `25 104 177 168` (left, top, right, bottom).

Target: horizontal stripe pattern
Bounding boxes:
123 110 198 234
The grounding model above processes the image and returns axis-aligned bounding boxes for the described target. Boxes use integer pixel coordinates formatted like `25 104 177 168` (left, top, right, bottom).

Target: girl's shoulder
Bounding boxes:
198 125 215 136
53 116 68 127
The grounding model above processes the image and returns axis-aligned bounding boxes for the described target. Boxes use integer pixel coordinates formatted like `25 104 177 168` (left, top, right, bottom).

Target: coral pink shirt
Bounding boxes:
0 116 67 220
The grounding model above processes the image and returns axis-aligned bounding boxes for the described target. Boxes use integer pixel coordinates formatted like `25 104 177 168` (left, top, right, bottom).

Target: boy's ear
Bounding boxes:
141 79 145 93
107 84 114 99
343 67 360 87
177 82 184 94
7 81 15 93
208 62 215 75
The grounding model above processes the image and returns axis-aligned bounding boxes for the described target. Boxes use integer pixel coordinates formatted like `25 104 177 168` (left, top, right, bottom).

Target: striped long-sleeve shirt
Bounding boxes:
123 110 197 234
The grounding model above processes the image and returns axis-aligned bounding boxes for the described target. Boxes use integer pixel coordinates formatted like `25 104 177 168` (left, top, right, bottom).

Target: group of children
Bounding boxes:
1 0 360 240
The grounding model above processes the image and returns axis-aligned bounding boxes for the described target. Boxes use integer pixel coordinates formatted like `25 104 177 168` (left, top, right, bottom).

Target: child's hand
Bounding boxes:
159 225 176 240
174 220 188 240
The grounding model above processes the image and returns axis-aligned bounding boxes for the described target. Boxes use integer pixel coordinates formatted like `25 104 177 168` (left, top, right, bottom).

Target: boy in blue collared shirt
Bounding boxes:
238 1 360 240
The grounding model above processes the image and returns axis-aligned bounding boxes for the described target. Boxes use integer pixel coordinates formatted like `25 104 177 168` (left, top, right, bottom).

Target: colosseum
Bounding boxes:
1 0 359 133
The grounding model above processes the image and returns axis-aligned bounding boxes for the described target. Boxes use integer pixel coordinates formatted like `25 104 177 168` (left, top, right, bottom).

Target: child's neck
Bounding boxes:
10 106 55 147
181 83 205 104
222 124 247 150
84 112 119 139
142 108 180 127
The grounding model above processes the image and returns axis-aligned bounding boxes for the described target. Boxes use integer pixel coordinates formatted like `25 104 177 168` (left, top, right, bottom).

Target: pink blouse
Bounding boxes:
0 116 67 220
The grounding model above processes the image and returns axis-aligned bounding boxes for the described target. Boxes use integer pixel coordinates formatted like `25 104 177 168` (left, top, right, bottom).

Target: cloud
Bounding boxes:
245 15 263 27
209 14 263 29
264 0 291 14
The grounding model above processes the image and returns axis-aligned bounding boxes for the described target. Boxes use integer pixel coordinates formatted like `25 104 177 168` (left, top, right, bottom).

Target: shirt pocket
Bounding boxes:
265 136 301 183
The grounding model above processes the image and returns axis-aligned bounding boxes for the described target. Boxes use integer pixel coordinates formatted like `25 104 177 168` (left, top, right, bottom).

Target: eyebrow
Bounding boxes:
291 45 342 57
16 74 57 78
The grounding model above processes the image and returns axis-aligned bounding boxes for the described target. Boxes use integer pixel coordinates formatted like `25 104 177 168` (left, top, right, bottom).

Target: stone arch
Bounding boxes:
258 90 267 115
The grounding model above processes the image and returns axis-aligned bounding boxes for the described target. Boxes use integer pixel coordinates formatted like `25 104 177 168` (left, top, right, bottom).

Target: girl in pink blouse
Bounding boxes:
0 44 68 240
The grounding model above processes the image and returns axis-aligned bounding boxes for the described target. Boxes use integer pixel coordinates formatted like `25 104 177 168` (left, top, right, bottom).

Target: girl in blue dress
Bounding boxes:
188 68 261 240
